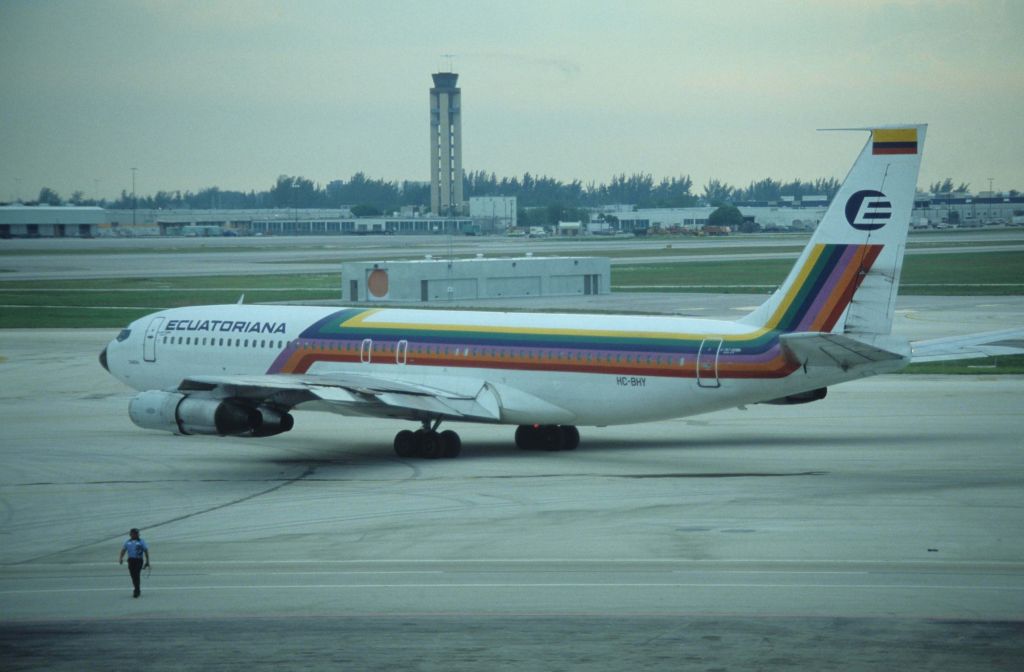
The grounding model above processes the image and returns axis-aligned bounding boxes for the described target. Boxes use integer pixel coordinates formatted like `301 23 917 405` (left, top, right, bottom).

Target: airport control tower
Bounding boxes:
429 72 464 215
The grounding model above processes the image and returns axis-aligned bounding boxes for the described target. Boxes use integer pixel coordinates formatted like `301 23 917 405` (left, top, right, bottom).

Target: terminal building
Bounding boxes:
341 256 610 303
247 214 474 236
99 208 475 237
613 193 1024 233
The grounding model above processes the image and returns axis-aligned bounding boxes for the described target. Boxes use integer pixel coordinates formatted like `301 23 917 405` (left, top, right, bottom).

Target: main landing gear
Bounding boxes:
393 420 462 459
393 421 582 459
515 424 580 452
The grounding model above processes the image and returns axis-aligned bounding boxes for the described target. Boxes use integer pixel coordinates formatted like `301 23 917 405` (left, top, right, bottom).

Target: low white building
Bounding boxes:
341 256 610 303
469 196 517 233
632 205 826 232
557 221 582 236
0 205 106 238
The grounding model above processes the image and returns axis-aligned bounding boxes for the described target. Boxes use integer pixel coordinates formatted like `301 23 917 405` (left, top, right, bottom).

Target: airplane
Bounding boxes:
99 123 1008 459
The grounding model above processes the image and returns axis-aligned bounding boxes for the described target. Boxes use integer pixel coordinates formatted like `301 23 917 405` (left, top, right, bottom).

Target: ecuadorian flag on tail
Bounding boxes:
872 128 918 155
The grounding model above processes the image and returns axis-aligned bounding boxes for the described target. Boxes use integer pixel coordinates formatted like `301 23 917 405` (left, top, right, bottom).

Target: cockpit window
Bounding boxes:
116 329 132 342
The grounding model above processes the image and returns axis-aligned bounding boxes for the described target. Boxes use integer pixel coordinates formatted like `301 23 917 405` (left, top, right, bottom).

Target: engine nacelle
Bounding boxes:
250 406 295 437
128 390 293 437
761 387 828 405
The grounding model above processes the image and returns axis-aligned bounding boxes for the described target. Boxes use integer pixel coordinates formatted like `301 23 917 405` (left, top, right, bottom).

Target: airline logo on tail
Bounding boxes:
845 190 892 231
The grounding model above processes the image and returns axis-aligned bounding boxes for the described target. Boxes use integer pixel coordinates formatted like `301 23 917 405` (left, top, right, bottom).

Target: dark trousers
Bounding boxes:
127 558 144 592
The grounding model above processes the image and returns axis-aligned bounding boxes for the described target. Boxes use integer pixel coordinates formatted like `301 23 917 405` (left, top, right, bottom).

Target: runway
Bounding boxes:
1 324 1022 669
2 230 1023 280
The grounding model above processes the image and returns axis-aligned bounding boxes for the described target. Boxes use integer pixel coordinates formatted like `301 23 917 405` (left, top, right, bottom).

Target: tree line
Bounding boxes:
18 172 1006 212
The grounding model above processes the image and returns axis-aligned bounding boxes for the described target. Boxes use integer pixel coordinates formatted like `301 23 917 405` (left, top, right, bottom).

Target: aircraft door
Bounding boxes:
396 340 408 365
360 338 373 363
696 338 723 388
143 316 164 362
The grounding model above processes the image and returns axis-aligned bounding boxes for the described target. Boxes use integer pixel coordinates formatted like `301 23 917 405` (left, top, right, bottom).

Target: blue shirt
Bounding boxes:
122 538 148 559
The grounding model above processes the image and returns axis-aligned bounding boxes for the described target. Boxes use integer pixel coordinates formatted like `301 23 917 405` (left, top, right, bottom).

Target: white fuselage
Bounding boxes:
104 304 893 427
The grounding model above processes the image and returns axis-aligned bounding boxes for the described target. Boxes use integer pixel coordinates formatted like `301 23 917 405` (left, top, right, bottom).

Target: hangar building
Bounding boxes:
341 256 610 303
0 205 106 238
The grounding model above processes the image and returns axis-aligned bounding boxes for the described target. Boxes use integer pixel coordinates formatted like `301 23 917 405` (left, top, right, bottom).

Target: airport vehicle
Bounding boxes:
102 125 944 458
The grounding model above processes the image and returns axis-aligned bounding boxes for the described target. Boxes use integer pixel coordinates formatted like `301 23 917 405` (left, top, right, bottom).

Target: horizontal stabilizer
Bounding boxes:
780 332 909 371
911 328 1024 362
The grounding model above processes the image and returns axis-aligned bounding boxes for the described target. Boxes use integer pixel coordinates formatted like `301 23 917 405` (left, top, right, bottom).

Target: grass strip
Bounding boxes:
612 251 1024 294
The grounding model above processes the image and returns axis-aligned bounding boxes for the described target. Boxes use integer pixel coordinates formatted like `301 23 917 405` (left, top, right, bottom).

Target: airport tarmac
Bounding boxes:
1 294 1023 669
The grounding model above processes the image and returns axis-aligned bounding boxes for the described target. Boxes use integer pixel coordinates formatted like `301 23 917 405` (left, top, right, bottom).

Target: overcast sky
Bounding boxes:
2 0 1022 201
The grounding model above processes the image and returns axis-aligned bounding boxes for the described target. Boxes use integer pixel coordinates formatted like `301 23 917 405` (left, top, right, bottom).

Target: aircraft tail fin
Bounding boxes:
741 125 926 336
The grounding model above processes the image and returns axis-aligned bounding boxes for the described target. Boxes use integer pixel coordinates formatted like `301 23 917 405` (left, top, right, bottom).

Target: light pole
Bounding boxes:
131 167 138 228
988 178 994 223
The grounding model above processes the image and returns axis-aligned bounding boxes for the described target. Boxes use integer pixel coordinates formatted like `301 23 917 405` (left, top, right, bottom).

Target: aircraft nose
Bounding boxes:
99 345 109 372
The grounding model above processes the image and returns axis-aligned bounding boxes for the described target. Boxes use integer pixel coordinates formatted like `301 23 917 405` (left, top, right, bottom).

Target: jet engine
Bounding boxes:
128 390 293 437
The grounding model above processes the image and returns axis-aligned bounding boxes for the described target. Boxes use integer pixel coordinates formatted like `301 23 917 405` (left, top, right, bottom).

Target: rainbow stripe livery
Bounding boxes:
763 243 882 332
266 242 881 384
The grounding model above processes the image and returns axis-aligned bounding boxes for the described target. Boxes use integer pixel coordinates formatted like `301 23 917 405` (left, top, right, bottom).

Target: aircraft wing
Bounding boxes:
176 371 506 423
780 332 909 371
910 328 1024 363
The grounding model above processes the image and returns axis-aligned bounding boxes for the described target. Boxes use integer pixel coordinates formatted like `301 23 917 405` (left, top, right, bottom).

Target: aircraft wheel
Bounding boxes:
517 425 575 451
394 429 417 458
515 425 538 450
418 430 444 459
440 430 462 458
538 426 565 451
561 425 580 451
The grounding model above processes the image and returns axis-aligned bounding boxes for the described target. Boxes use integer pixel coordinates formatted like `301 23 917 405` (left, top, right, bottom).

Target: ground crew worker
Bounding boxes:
118 528 150 598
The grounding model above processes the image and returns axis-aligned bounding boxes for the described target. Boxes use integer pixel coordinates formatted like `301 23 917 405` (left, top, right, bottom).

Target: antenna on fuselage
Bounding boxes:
236 294 245 304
